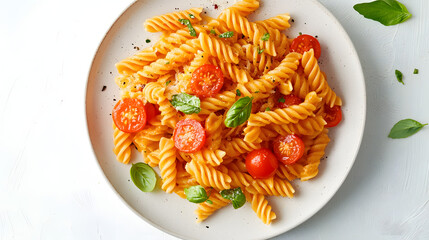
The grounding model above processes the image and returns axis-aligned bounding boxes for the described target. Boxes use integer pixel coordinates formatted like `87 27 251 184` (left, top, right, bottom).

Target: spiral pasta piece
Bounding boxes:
269 116 327 136
219 9 276 56
204 113 223 150
113 123 133 164
245 191 276 225
300 129 330 181
144 8 203 32
154 26 205 55
143 149 161 167
158 137 177 193
138 39 201 79
209 57 253 84
198 32 239 64
185 160 231 190
246 177 295 197
195 191 230 222
247 91 321 127
189 148 226 167
228 0 260 17
237 52 301 96
143 82 179 128
199 90 237 115
302 49 342 107
220 138 261 157
241 44 274 75
243 125 262 143
256 13 291 31
115 47 159 76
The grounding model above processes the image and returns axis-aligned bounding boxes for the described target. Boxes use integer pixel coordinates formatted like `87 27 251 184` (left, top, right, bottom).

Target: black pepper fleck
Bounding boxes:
146 39 151 43
102 86 107 91
315 35 318 38
109 113 112 116
214 4 218 9
128 179 130 182
175 7 179 10
206 226 209 228
110 72 112 74
291 19 295 22
113 98 116 101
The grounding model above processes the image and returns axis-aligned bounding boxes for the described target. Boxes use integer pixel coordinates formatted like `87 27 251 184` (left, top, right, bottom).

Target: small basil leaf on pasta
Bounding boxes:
236 89 241 96
388 119 427 139
261 33 270 41
210 29 217 36
353 0 411 26
130 163 157 192
218 31 234 38
257 46 264 54
170 93 201 114
395 69 404 85
220 187 245 209
224 97 253 128
184 185 209 203
178 19 197 37
189 13 195 19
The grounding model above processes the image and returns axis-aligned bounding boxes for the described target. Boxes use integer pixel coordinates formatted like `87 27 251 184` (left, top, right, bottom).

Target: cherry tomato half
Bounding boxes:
144 103 158 123
245 148 279 179
290 34 321 59
273 134 305 165
190 64 224 98
324 105 342 128
112 98 147 133
277 94 303 109
173 119 206 153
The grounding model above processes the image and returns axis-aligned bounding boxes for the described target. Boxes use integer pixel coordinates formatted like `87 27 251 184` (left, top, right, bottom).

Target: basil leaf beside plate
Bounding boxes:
224 97 253 128
395 69 404 85
130 163 157 192
388 119 427 139
170 93 201 114
353 0 411 26
184 185 209 203
220 187 246 209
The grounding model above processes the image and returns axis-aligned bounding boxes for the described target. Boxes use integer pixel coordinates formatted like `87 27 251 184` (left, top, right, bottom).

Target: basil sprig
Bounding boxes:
261 33 270 41
388 119 427 139
395 69 404 84
184 185 210 203
220 187 246 209
353 0 411 26
178 19 197 37
170 93 201 114
219 31 234 38
130 163 157 192
224 97 253 127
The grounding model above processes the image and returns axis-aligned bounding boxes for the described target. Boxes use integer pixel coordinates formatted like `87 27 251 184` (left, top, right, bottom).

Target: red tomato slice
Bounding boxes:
324 105 342 128
144 103 157 123
290 34 321 59
190 64 224 98
277 94 303 108
173 119 206 153
112 98 147 133
273 134 305 165
245 148 279 179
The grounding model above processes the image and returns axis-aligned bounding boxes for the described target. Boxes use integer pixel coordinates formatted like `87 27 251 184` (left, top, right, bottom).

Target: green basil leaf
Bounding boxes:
395 69 404 85
257 46 264 54
224 97 253 128
353 0 412 26
184 185 209 203
130 163 157 192
278 97 285 103
261 33 270 41
210 29 217 36
166 80 171 86
236 89 241 96
265 107 271 111
189 13 195 19
220 187 246 209
388 119 428 139
219 31 234 38
178 19 197 37
413 68 419 74
170 93 201 114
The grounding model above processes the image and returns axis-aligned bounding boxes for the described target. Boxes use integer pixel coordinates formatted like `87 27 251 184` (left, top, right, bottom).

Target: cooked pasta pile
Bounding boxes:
112 0 342 225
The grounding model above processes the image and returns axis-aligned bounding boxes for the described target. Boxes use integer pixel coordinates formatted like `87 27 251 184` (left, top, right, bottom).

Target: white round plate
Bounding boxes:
86 0 366 239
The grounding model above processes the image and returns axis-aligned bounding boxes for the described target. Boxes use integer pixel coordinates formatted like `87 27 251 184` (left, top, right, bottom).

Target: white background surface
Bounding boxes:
1 0 428 239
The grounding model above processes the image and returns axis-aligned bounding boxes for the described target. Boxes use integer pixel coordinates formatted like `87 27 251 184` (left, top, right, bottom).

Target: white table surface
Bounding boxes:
1 0 429 239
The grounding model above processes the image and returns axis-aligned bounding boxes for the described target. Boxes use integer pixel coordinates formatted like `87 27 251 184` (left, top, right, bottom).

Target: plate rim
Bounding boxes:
84 0 367 239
